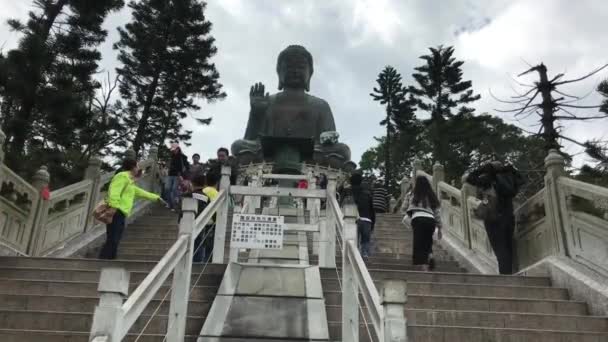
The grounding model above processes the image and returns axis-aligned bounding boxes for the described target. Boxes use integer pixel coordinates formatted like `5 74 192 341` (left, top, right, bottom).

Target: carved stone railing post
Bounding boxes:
31 165 50 192
85 157 103 231
432 162 445 193
28 165 51 255
125 148 136 161
213 166 231 264
307 170 321 255
543 149 569 257
342 203 359 342
412 159 423 178
89 268 130 341
148 146 160 193
460 175 474 249
166 197 196 341
381 280 407 342
320 174 337 268
0 128 6 166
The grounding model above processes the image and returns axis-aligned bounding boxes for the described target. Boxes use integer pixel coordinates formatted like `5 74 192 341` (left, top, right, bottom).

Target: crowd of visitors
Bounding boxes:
97 141 235 262
345 159 522 275
97 141 523 275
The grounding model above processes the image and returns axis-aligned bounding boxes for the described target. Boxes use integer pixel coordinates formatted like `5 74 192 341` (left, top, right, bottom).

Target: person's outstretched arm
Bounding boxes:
134 186 160 201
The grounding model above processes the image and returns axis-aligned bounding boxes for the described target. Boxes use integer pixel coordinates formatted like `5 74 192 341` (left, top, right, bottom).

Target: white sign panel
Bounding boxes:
231 214 284 250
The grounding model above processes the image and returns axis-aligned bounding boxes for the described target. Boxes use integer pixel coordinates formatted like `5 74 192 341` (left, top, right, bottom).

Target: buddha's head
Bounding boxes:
277 45 313 91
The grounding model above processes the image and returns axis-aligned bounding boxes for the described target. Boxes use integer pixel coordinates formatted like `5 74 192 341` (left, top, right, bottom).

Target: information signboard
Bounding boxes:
230 214 284 250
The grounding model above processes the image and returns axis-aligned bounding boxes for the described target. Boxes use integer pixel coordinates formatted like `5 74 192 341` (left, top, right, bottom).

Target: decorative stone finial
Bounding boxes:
148 146 159 161
545 149 565 167
125 148 136 161
88 157 102 168
85 157 102 180
32 165 51 189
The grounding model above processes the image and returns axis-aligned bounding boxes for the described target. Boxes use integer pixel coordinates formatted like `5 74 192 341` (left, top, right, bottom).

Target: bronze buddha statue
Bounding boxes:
231 45 352 170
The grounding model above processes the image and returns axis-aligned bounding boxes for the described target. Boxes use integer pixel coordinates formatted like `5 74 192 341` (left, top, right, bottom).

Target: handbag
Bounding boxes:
473 185 499 221
93 177 129 224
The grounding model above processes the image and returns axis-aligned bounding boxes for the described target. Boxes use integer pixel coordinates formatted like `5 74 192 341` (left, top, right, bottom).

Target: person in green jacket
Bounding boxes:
99 159 165 259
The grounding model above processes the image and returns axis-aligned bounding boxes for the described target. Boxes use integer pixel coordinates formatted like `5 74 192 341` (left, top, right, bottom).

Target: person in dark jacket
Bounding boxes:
466 161 523 274
350 173 376 259
165 143 189 210
207 147 237 185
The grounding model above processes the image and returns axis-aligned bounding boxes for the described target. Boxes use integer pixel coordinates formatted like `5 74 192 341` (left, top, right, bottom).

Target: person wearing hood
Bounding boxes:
349 173 376 259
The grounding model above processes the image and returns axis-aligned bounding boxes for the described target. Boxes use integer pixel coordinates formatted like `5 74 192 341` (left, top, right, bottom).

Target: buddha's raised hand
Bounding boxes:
249 82 269 111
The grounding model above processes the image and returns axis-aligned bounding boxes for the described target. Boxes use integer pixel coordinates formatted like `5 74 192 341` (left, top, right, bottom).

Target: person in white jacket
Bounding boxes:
406 176 442 271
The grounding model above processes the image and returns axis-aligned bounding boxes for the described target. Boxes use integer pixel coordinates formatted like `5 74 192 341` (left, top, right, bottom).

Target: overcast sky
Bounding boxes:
1 0 607 167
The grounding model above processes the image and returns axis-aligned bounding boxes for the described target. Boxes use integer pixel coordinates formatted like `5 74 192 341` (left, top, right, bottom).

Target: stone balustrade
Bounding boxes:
0 128 161 256
416 149 608 275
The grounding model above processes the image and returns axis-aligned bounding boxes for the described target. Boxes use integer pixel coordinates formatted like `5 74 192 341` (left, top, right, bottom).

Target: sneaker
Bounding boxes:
429 257 436 271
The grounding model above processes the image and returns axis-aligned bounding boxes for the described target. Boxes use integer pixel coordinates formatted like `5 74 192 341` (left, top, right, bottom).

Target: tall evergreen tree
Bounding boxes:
370 66 415 191
0 0 124 177
115 0 226 156
409 45 480 164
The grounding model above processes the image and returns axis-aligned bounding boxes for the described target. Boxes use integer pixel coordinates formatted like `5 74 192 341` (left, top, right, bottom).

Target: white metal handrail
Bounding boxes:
121 236 188 337
90 168 232 342
328 197 407 342
193 189 227 236
345 240 384 332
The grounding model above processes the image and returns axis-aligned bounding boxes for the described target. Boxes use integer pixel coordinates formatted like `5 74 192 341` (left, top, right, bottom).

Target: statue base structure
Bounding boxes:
261 137 314 175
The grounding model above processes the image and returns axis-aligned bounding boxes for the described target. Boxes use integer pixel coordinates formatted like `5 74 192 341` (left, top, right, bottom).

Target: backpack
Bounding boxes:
474 185 499 222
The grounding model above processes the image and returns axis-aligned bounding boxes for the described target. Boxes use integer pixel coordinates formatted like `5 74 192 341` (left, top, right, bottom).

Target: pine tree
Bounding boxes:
0 0 124 177
409 45 480 164
115 0 226 156
370 66 415 191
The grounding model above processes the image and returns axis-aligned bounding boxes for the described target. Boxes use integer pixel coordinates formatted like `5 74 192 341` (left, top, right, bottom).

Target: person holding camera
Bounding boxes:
465 161 524 274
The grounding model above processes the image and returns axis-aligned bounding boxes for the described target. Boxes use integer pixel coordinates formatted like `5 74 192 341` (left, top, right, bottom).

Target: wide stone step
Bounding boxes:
327 322 608 342
0 329 200 342
123 231 180 239
0 258 227 274
321 281 568 300
0 310 205 335
320 268 552 287
406 309 608 332
0 279 218 301
312 255 460 268
0 294 211 316
408 325 608 342
324 292 587 315
0 269 222 285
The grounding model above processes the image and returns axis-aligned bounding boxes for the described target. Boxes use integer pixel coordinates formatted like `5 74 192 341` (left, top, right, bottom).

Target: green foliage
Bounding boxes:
370 66 417 191
409 45 481 164
0 0 125 186
115 0 226 156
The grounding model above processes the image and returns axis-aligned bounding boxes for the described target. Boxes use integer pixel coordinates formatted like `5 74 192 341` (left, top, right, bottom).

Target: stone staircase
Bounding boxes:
320 213 608 341
0 207 227 341
1 207 607 341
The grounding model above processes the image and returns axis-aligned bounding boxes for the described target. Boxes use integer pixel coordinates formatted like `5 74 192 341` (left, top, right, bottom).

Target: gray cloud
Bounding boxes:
1 0 607 167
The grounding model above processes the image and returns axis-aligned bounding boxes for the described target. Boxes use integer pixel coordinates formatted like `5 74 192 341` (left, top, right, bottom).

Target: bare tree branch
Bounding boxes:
489 88 531 104
555 63 608 85
554 115 608 121
560 103 601 109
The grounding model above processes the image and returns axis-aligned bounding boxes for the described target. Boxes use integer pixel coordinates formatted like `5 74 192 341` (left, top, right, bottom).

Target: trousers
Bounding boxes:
99 211 126 260
357 220 373 257
484 215 515 274
411 216 436 265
